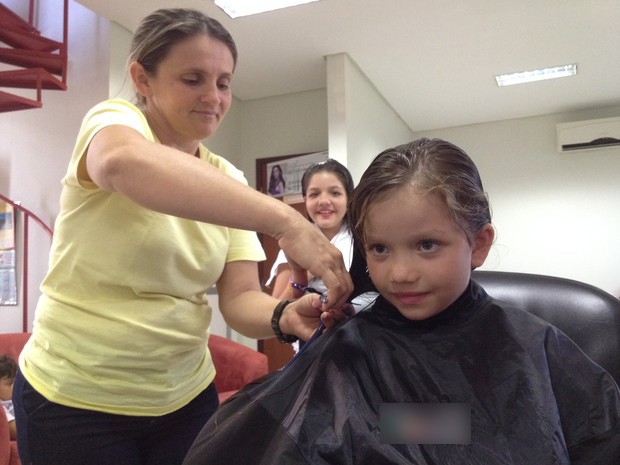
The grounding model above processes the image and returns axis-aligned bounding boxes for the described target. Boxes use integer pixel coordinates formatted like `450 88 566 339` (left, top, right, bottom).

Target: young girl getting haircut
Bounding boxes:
183 138 620 464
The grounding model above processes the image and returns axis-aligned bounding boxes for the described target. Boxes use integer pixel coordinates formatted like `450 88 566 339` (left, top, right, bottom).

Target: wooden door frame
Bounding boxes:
255 151 321 285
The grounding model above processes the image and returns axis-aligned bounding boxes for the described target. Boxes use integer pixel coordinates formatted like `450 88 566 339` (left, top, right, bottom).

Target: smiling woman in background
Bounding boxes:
268 159 355 299
268 160 375 352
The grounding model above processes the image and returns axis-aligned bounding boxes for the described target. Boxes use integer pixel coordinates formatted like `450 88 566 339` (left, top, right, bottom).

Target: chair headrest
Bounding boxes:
472 270 620 384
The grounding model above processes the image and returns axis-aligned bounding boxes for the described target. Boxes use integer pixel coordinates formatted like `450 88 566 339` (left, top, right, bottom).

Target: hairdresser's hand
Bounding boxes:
319 300 356 330
280 294 355 341
277 219 353 309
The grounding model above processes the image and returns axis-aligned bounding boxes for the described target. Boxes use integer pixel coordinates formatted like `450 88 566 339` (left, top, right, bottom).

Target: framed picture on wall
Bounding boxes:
265 151 328 198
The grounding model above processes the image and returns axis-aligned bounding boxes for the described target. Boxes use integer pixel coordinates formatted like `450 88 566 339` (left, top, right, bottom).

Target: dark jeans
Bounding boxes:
13 370 219 465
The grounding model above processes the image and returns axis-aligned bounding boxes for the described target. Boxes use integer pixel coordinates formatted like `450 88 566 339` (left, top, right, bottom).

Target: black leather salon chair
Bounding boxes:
472 270 620 385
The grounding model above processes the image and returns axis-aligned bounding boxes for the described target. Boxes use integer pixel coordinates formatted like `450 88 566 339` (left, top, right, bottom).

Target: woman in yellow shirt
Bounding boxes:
13 8 352 465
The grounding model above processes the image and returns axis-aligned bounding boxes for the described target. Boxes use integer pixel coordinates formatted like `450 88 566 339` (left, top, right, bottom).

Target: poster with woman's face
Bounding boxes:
267 151 328 198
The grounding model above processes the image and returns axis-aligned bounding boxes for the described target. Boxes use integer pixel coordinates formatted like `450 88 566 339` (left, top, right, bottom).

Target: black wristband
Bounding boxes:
271 300 298 344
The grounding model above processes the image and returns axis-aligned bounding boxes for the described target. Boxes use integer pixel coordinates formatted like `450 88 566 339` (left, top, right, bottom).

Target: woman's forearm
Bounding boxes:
87 127 353 307
87 126 303 237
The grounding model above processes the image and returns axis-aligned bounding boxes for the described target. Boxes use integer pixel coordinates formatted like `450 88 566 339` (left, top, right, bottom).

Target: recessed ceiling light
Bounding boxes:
214 0 320 18
495 64 577 87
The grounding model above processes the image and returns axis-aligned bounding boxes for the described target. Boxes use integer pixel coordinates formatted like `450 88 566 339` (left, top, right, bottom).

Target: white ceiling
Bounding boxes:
75 0 620 131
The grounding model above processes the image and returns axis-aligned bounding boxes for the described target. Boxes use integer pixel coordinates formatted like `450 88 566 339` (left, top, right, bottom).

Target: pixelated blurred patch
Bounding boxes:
380 403 471 445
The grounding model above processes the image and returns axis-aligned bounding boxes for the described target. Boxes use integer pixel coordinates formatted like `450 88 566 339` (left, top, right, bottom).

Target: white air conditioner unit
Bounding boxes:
556 116 620 152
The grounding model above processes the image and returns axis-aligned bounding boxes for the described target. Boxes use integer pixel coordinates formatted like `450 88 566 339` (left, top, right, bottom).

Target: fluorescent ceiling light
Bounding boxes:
495 64 577 87
214 0 319 18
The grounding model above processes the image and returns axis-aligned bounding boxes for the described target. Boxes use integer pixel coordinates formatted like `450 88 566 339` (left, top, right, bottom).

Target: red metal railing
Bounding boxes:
0 193 53 331
0 0 69 111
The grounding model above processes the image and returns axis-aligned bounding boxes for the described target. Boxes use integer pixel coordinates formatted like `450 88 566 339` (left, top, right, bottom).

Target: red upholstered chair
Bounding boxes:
0 334 29 371
208 334 269 402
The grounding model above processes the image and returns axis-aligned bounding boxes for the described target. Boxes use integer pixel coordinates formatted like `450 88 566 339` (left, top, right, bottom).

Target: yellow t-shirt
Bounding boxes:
20 99 266 416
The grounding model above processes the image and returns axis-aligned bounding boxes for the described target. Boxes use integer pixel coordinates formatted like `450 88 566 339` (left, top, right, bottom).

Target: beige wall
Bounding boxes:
326 53 413 184
0 0 110 332
228 88 329 188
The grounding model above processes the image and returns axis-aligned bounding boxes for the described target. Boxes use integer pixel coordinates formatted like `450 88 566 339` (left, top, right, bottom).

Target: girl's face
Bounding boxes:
132 34 234 152
364 186 493 320
305 172 348 239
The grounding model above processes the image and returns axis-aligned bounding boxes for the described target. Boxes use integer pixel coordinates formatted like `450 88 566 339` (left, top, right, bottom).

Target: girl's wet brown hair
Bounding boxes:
348 138 492 253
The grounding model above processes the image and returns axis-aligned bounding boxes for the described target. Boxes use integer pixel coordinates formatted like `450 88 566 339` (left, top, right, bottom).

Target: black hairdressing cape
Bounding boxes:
183 282 620 465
